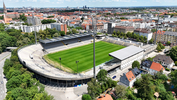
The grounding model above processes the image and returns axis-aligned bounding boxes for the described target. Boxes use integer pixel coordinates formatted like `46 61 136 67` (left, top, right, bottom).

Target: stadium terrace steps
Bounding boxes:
41 36 94 53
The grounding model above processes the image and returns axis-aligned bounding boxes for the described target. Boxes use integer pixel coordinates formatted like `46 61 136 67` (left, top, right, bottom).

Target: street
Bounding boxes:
45 85 87 100
0 52 11 100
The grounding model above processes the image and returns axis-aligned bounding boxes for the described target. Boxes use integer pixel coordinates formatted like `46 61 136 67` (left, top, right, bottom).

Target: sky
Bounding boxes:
1 0 177 8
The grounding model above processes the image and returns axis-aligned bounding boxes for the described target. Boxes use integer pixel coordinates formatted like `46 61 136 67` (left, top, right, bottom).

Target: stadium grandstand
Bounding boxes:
40 33 94 53
18 33 157 87
102 37 140 47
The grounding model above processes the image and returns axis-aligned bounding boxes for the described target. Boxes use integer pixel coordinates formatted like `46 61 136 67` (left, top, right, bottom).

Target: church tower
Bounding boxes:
3 1 7 14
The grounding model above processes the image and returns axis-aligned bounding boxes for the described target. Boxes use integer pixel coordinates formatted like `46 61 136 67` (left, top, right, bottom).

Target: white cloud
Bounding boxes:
32 0 37 2
112 0 132 2
40 0 50 2
57 0 64 4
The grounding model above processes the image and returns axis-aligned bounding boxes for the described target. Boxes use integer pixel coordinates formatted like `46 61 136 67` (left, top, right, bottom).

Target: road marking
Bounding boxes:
61 41 68 47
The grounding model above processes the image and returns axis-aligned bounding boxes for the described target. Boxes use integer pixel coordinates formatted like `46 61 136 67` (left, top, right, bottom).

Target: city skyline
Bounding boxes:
1 0 177 8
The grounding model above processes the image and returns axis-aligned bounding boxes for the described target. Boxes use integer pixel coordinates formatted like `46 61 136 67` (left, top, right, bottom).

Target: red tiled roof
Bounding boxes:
97 94 113 100
70 22 76 24
153 30 165 35
126 71 135 82
150 62 165 72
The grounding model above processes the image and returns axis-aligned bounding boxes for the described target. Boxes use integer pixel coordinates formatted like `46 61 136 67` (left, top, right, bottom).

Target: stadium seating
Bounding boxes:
41 36 93 53
103 37 139 47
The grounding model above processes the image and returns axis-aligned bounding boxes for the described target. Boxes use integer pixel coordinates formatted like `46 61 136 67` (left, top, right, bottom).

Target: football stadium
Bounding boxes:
44 41 125 73
17 32 157 87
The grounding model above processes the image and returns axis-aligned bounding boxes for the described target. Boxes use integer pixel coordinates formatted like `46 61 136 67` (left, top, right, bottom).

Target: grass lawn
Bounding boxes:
44 41 125 73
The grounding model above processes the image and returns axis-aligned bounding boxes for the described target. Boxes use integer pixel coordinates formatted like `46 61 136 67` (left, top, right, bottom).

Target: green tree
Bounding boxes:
159 91 175 100
81 17 84 22
156 45 162 52
175 61 177 66
147 57 153 61
0 15 4 20
113 31 116 35
159 43 165 49
151 29 156 33
72 28 78 34
169 70 177 89
82 94 92 100
114 85 127 98
167 41 171 46
137 74 154 99
87 78 102 99
96 69 108 82
169 46 177 61
41 19 56 24
132 61 140 69
19 13 27 22
149 39 153 44
60 31 65 36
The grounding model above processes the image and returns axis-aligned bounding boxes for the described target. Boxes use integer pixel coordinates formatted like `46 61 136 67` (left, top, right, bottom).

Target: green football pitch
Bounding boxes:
44 41 125 73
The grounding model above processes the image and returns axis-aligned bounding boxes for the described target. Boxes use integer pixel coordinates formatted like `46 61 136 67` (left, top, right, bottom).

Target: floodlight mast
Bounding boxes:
32 12 37 45
154 12 159 44
91 15 96 79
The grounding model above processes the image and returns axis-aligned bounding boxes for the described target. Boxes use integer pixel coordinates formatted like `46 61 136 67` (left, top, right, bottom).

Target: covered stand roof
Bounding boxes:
39 33 92 44
109 45 144 61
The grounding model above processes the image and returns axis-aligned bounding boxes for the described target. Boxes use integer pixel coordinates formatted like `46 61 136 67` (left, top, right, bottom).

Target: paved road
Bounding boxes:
45 85 87 100
0 52 11 100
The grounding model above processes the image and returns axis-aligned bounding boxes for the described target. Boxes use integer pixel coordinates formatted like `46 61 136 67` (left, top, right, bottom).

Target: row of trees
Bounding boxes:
67 28 79 34
112 31 148 43
37 28 65 39
41 19 56 24
3 49 54 100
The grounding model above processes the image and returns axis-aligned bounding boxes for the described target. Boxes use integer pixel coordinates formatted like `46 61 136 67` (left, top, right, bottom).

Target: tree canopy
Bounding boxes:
132 61 140 69
169 46 177 61
19 13 27 22
4 49 54 100
41 19 56 24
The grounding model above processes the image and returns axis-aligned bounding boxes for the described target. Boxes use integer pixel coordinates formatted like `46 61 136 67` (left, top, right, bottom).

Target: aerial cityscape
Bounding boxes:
1 0 177 100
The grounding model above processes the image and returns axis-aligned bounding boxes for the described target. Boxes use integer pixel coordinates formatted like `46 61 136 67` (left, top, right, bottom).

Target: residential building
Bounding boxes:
27 13 41 25
97 94 113 100
163 31 177 43
152 30 165 42
134 28 153 41
51 23 67 34
141 60 165 75
153 54 174 69
113 26 134 33
153 31 177 43
107 22 118 34
120 67 141 87
6 24 51 33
